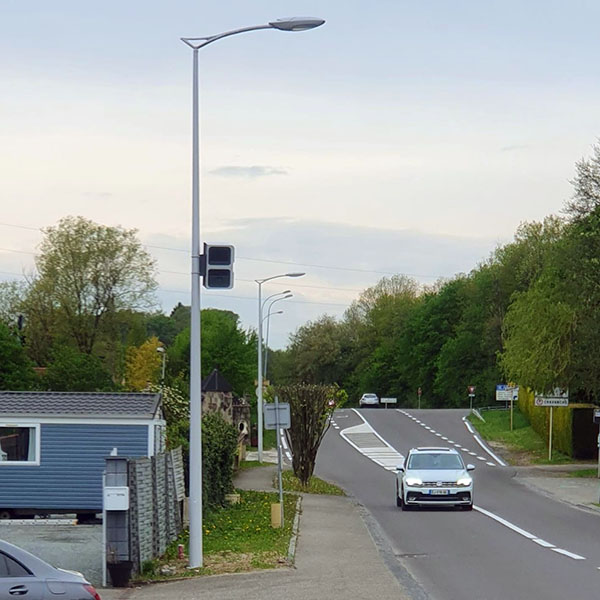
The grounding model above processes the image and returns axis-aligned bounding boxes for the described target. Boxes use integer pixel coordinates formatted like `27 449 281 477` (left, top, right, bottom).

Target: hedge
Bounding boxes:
518 387 597 459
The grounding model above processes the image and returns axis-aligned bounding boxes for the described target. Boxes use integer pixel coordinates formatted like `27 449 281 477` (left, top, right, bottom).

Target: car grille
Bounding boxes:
422 481 456 487
408 492 471 502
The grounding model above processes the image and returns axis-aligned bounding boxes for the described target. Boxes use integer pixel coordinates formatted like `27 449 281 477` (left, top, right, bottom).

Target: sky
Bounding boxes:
3 0 600 349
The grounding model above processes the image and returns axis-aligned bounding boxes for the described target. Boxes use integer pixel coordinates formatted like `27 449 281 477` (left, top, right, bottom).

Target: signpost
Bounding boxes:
468 385 476 410
593 409 600 480
496 385 519 431
263 398 291 527
381 397 397 409
417 387 422 410
534 388 569 460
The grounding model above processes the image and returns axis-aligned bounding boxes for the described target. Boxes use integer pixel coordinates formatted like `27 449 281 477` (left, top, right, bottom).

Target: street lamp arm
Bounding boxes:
181 24 272 49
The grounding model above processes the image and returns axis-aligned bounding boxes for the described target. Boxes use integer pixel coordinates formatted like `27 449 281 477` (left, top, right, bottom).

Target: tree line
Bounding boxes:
269 142 600 408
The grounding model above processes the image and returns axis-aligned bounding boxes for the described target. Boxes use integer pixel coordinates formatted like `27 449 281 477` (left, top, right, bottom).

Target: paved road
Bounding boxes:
315 408 600 600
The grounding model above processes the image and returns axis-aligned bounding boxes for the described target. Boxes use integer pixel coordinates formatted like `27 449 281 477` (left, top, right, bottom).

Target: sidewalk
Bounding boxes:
514 464 600 511
100 465 410 600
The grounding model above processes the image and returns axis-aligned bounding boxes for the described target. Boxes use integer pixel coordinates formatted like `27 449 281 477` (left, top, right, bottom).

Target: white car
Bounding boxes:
359 393 379 408
396 447 474 511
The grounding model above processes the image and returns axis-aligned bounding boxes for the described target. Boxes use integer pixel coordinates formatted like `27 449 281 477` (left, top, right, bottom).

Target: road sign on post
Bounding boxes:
467 386 476 410
535 389 569 460
381 397 397 409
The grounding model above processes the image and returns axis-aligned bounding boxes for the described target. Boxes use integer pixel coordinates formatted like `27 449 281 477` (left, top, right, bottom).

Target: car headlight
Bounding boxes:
405 477 423 487
456 477 472 487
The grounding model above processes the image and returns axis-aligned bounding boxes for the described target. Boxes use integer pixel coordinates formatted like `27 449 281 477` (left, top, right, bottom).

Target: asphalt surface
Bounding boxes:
314 407 600 600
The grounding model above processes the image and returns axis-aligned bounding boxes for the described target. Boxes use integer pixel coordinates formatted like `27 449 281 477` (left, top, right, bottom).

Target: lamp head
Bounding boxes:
286 272 305 278
269 17 325 31
156 347 165 354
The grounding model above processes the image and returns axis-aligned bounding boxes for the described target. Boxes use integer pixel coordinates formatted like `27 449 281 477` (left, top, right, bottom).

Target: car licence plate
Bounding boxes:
429 489 449 495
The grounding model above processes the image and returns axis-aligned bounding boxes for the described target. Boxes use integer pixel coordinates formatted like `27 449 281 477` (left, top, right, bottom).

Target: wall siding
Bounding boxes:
0 424 148 511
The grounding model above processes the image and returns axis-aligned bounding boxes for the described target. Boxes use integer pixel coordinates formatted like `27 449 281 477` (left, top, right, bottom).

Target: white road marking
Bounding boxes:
477 456 486 461
472 435 507 467
281 436 289 450
441 437 448 441
448 440 454 444
461 447 469 451
469 452 477 456
486 462 496 467
339 410 404 472
464 420 475 434
435 433 442 437
474 506 537 539
551 548 586 560
475 506 587 562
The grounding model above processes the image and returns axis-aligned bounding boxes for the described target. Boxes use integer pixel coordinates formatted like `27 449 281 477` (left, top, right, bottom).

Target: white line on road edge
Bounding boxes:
464 420 475 434
472 434 507 467
475 506 587 561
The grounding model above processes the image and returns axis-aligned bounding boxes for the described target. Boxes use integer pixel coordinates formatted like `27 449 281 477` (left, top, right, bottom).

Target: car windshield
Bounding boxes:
364 394 377 399
407 453 464 470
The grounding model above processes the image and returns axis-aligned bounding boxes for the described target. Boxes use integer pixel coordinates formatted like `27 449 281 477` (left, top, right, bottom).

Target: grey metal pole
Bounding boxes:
188 46 203 569
275 395 284 527
257 282 264 463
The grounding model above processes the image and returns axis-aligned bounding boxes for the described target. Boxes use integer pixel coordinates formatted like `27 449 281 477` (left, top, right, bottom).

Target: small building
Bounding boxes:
0 391 164 519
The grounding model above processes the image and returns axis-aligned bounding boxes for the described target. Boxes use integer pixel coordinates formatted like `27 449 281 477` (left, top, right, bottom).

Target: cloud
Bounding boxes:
209 165 288 179
500 144 529 152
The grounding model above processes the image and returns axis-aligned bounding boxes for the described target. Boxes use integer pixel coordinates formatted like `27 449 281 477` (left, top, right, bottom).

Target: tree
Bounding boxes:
0 323 37 390
43 345 116 391
23 216 157 358
167 308 256 397
276 384 345 486
124 336 163 391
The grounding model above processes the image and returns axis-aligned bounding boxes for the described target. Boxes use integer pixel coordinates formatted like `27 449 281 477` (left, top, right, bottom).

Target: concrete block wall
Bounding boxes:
128 451 183 574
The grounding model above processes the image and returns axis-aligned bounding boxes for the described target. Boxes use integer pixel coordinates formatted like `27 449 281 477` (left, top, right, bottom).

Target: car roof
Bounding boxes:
409 447 457 454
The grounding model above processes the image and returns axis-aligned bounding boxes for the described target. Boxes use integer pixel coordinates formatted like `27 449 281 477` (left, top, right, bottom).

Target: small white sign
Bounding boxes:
103 486 129 511
381 397 397 404
535 388 569 407
263 403 291 430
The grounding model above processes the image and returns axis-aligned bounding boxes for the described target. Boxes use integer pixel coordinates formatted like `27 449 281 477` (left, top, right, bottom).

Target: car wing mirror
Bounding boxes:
396 465 404 472
466 464 475 471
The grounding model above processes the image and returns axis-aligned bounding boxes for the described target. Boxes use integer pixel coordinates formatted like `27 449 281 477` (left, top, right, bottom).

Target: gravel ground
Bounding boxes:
0 522 103 586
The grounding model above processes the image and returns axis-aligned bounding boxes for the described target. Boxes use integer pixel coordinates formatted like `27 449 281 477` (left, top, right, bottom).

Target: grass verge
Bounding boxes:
567 468 598 478
134 489 299 582
279 470 345 495
468 409 571 465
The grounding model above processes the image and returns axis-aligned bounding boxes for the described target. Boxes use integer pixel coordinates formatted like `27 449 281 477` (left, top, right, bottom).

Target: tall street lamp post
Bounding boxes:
264 294 292 378
180 17 324 569
256 273 305 462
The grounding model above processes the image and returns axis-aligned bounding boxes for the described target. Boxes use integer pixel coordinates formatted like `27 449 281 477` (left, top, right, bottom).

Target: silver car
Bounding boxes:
396 447 475 511
359 393 379 407
0 539 101 600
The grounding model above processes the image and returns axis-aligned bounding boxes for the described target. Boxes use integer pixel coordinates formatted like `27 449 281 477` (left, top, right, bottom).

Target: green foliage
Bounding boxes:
43 345 116 391
22 216 157 359
168 309 255 397
202 413 239 509
0 323 37 390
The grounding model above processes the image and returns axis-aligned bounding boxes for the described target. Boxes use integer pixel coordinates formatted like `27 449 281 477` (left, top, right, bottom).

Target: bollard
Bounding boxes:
271 503 282 528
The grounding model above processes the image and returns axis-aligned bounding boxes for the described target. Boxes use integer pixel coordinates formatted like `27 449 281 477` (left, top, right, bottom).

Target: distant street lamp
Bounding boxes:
256 273 305 461
180 16 324 568
156 347 166 390
264 294 292 378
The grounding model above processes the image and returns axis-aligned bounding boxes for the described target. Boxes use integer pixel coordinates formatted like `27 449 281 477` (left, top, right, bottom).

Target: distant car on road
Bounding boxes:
359 393 379 408
0 539 101 600
396 447 475 511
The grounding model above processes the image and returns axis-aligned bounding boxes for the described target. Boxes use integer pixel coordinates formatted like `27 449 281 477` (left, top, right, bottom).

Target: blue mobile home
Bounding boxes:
0 391 164 520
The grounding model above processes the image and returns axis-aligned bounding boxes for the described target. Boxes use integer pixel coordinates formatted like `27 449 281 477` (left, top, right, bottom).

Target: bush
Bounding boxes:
202 412 238 508
518 386 597 458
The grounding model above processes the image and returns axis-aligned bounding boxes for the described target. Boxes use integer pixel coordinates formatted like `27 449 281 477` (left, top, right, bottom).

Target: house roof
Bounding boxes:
202 369 233 393
0 391 162 419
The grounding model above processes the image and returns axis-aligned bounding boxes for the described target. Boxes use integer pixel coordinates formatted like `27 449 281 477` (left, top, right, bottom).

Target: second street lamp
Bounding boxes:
264 294 292 378
256 273 305 462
